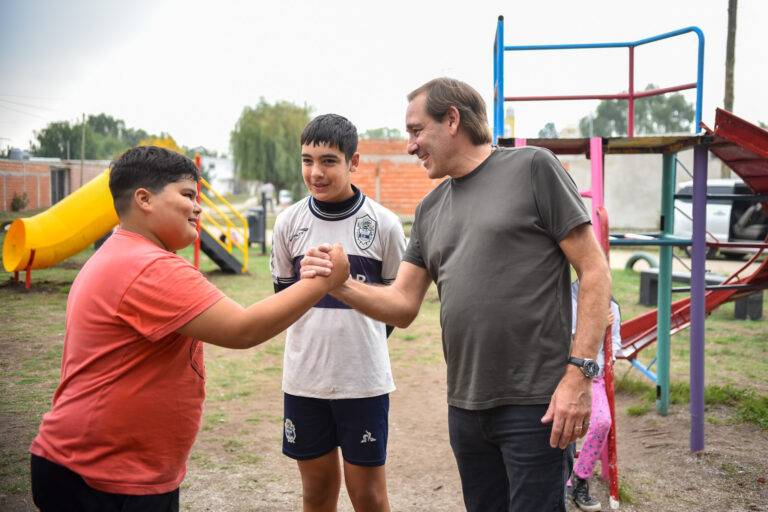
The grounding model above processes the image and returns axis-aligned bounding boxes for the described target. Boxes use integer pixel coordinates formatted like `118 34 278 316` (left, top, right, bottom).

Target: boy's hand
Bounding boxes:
324 244 349 289
300 245 334 278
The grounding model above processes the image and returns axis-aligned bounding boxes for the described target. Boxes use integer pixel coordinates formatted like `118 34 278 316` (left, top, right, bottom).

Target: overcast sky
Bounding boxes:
1 0 766 156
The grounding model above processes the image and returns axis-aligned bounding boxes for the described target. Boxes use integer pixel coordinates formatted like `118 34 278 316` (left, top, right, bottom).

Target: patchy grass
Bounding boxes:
615 374 768 429
1 235 766 506
610 260 768 428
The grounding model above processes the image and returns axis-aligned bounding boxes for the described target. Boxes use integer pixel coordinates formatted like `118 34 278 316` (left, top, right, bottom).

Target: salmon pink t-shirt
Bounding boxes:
30 229 224 495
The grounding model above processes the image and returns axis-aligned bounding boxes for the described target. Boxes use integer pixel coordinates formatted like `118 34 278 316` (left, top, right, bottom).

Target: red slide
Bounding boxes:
618 108 768 362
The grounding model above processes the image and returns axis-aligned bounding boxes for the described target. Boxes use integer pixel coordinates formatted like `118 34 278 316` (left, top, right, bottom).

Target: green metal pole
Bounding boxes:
656 153 676 414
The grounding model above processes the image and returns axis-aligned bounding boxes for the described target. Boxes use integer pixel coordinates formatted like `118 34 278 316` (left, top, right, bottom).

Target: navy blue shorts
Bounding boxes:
283 393 389 467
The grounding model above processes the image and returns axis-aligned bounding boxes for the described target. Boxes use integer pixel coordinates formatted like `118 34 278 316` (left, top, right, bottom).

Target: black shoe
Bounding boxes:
570 475 601 511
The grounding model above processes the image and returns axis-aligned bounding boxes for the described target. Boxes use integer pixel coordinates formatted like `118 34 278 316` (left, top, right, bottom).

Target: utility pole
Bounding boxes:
722 0 737 178
80 113 86 187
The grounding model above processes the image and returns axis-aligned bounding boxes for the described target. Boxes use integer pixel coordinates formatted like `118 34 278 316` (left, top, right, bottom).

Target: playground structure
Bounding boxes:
493 16 768 509
2 156 251 287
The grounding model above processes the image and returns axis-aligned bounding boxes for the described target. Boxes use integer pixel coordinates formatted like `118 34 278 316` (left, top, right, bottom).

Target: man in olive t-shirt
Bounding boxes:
300 77 612 512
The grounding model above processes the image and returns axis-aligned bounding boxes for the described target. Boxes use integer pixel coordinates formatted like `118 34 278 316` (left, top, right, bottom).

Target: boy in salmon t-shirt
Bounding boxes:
29 145 349 512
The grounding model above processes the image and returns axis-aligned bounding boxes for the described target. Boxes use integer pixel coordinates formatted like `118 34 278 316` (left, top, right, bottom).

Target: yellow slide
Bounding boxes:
3 169 118 272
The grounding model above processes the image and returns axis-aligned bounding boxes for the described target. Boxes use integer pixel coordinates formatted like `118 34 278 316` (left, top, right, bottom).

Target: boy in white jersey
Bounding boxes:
270 114 406 511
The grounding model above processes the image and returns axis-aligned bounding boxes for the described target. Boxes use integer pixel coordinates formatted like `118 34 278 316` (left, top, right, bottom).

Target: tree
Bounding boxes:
30 114 150 160
722 0 738 178
724 0 737 113
230 99 312 192
537 122 559 138
30 121 79 159
360 127 404 140
578 84 695 137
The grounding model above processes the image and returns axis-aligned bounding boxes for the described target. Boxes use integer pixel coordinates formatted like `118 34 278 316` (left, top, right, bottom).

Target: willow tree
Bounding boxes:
230 99 312 192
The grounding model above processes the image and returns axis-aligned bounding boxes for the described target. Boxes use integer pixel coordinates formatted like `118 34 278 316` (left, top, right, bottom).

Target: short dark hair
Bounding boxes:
109 146 200 215
300 114 358 162
407 77 492 145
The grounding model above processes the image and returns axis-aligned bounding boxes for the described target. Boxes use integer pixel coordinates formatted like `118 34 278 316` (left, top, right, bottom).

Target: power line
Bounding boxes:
0 103 47 120
0 93 61 101
0 98 55 111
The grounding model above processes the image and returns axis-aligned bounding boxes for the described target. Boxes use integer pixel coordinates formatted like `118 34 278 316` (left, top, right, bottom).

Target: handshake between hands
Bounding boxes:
302 244 351 292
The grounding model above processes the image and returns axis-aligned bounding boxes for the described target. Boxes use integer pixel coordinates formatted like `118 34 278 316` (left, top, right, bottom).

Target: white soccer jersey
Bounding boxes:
270 191 406 399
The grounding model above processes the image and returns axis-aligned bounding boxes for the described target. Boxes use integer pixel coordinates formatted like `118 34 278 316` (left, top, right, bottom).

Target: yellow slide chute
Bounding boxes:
3 169 118 272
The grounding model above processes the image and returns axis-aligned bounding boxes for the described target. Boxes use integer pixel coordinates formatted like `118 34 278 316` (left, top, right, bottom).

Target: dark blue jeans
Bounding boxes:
448 404 574 512
31 454 179 512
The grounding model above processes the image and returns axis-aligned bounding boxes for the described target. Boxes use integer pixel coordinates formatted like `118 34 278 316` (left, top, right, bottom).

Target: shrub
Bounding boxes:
11 191 28 211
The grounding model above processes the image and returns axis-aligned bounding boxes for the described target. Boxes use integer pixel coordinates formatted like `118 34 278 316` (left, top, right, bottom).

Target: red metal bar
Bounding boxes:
506 93 634 102
505 82 696 104
628 46 635 137
194 154 201 269
596 206 620 507
634 83 697 99
25 249 36 289
706 241 768 249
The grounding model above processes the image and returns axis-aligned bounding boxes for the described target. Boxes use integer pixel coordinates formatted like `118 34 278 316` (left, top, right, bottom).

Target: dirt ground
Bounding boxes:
5 349 768 512
173 360 768 512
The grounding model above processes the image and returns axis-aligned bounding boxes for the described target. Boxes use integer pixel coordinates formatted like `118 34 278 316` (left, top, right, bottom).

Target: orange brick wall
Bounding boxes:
2 141 441 216
1 159 108 212
355 139 445 217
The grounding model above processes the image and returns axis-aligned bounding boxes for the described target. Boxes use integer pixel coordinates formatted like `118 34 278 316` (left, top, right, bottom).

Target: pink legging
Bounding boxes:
573 375 612 479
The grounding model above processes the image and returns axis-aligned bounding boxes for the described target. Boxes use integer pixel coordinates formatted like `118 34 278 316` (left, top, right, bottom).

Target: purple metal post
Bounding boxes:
689 144 708 452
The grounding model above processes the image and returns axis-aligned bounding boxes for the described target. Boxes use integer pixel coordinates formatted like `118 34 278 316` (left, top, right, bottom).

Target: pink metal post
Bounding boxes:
589 137 604 242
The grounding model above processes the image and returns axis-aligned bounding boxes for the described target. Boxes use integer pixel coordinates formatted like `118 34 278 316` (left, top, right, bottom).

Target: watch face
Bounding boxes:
583 360 600 377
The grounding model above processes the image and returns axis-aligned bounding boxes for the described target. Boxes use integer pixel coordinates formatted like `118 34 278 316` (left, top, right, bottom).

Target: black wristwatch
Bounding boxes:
568 357 600 378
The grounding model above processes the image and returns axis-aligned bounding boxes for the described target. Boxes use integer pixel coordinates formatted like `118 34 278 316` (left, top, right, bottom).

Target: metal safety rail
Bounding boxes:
197 177 249 274
492 15 704 140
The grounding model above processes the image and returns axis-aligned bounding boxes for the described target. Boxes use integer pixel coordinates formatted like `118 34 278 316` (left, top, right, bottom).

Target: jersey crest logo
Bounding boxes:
354 215 377 250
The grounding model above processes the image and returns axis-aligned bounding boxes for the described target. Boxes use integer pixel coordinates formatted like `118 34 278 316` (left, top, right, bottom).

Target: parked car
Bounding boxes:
673 178 768 259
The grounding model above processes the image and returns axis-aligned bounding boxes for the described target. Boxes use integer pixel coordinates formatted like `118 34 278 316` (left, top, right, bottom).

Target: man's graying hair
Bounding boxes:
407 77 492 145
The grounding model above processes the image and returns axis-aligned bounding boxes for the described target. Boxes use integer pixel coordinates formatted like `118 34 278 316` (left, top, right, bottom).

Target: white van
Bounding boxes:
673 179 768 259
278 189 292 206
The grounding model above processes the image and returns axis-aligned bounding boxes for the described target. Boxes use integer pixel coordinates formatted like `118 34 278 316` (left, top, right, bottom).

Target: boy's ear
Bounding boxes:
349 152 360 173
134 187 153 213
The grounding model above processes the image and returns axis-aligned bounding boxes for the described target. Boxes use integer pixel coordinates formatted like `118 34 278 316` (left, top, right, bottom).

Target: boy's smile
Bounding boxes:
301 142 358 203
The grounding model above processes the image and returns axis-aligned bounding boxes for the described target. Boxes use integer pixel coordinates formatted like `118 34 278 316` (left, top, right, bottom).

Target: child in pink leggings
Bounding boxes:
569 281 621 511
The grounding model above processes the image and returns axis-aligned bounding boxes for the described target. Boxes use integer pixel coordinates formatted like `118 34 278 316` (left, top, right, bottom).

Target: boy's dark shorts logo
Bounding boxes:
354 215 376 250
